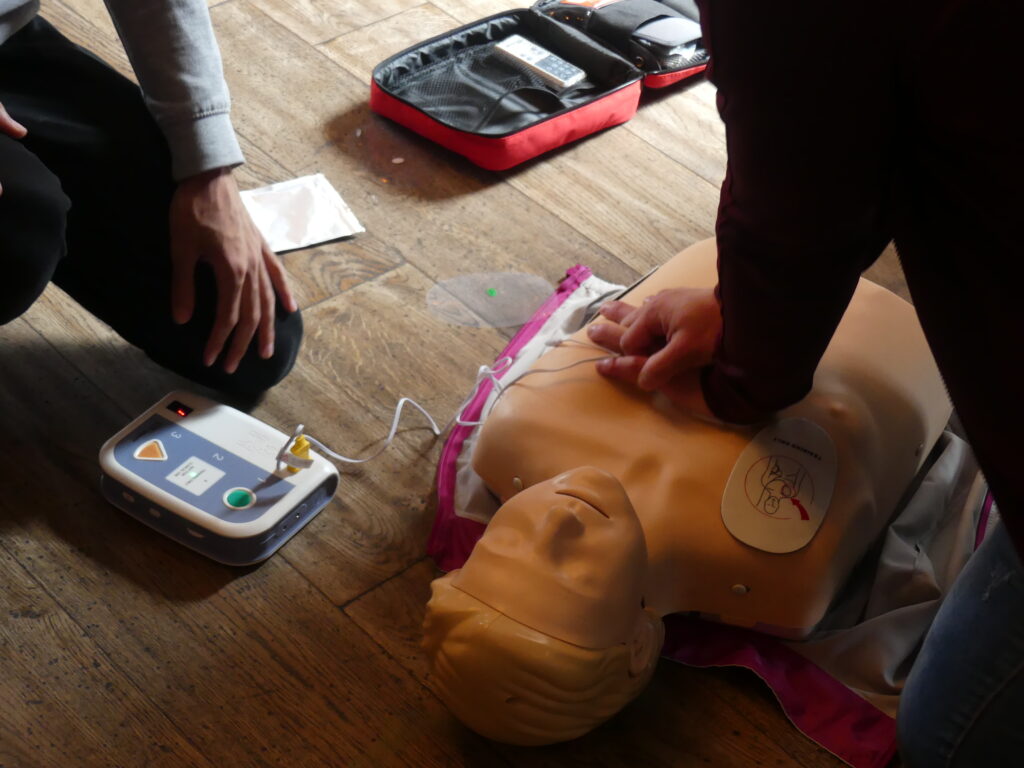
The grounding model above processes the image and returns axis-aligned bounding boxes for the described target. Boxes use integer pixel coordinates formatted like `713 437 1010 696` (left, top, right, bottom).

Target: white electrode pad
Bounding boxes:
721 418 837 554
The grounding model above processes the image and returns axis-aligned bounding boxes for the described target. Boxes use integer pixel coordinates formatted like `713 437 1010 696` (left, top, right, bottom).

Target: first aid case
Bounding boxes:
371 0 708 170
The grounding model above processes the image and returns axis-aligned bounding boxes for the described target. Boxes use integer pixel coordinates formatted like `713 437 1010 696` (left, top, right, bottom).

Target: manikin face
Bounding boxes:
453 467 649 649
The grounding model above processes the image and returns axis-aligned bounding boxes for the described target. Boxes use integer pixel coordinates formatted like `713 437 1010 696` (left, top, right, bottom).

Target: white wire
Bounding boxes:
447 355 515 430
278 397 440 467
453 353 612 427
276 339 615 470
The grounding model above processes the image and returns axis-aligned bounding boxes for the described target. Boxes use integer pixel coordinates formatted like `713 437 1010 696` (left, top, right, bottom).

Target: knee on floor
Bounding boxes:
0 163 70 324
204 307 305 398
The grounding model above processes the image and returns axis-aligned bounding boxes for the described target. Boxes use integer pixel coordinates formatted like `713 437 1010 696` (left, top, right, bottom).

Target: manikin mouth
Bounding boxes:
553 489 610 519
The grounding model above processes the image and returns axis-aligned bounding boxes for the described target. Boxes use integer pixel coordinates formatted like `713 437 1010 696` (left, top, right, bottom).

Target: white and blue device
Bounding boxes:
99 391 339 566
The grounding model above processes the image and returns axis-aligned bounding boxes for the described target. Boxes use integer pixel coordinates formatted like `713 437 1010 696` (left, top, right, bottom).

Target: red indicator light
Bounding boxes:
167 400 193 417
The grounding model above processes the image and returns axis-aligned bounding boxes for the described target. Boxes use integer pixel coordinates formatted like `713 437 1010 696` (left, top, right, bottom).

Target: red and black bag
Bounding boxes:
370 0 708 170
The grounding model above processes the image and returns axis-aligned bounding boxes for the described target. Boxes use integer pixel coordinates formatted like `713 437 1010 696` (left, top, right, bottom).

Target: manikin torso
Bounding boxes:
469 239 951 636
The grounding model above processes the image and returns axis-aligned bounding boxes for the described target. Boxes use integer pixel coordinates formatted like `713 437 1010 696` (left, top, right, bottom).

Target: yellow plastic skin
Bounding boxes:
423 239 953 746
424 574 662 747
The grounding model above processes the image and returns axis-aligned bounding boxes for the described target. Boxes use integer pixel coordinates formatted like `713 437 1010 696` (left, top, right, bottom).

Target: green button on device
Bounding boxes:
225 488 255 509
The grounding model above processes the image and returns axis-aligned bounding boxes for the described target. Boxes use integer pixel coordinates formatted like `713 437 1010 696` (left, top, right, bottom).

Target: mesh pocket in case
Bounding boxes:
371 10 644 170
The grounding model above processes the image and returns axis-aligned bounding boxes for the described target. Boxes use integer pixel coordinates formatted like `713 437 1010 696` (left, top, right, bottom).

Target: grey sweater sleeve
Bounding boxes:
104 0 245 180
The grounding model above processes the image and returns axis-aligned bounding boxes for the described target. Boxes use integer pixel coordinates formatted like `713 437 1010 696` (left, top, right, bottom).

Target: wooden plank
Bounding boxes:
345 560 844 767
49 0 240 44
47 0 120 44
272 237 407 309
0 541 213 768
319 4 719 276
626 80 728 188
212 1 636 288
247 0 426 45
500 136 718 275
230 137 409 310
317 1 906 300
2 527 505 767
343 559 438 681
232 133 295 187
21 264 509 604
430 0 518 23
247 264 511 603
318 3 460 82
680 665 848 768
0 323 506 768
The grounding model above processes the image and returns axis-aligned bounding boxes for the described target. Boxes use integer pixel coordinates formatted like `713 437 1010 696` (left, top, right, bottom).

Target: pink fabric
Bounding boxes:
427 265 593 571
661 617 897 768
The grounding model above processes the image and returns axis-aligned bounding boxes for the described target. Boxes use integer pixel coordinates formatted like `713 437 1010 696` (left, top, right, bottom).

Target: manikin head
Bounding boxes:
422 467 664 745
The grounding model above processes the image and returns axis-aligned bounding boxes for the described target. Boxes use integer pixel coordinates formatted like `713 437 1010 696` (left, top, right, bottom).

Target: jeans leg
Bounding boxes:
899 523 1024 767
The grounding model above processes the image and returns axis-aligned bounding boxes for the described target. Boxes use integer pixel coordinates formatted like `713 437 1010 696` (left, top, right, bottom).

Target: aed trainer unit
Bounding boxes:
99 391 339 565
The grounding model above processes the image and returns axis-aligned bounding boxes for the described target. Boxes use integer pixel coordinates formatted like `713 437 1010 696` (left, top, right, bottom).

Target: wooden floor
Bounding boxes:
2 2 911 766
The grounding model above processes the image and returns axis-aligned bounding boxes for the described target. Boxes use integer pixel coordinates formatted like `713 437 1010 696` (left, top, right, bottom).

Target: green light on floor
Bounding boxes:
486 288 498 297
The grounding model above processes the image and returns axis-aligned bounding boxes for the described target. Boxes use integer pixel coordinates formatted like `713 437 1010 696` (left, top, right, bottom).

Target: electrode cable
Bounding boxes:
276 338 614 469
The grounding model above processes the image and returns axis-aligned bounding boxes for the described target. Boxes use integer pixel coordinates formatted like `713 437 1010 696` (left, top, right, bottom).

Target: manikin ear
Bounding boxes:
627 607 663 677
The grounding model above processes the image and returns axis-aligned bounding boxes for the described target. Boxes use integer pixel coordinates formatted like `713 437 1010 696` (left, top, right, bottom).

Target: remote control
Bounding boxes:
493 34 586 90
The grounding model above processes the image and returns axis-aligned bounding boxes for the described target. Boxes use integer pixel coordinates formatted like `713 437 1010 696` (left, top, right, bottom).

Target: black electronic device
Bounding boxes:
631 16 702 70
541 0 704 71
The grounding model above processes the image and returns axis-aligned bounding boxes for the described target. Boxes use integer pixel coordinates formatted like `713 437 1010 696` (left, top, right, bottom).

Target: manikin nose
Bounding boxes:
541 504 587 538
536 502 587 564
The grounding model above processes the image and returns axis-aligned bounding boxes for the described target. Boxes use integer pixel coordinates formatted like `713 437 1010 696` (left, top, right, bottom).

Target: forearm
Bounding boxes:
696 0 895 423
104 0 243 179
701 220 866 424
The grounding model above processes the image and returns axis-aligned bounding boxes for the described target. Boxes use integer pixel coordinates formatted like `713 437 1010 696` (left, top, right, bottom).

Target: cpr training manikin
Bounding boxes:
423 238 953 746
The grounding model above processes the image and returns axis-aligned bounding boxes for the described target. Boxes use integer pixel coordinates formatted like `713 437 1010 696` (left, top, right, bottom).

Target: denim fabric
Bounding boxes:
899 523 1024 767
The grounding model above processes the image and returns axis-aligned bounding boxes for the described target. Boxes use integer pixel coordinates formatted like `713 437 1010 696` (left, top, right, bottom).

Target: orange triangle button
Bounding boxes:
134 439 167 461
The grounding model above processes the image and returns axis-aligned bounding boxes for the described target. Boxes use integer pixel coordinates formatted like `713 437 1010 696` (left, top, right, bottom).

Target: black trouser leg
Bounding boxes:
0 133 69 324
0 18 301 396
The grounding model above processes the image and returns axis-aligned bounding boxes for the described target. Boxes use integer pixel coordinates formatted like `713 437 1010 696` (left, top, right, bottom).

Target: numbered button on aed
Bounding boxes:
223 487 256 510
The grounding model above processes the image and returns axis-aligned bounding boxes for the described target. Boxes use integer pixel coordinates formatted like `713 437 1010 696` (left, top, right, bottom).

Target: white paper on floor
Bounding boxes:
240 173 364 253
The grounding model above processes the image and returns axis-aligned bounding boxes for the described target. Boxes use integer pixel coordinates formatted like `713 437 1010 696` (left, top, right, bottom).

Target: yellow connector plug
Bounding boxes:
287 434 311 474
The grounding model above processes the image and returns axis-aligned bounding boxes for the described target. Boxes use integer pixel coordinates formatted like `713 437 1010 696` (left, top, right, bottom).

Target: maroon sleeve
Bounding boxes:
695 1 895 424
